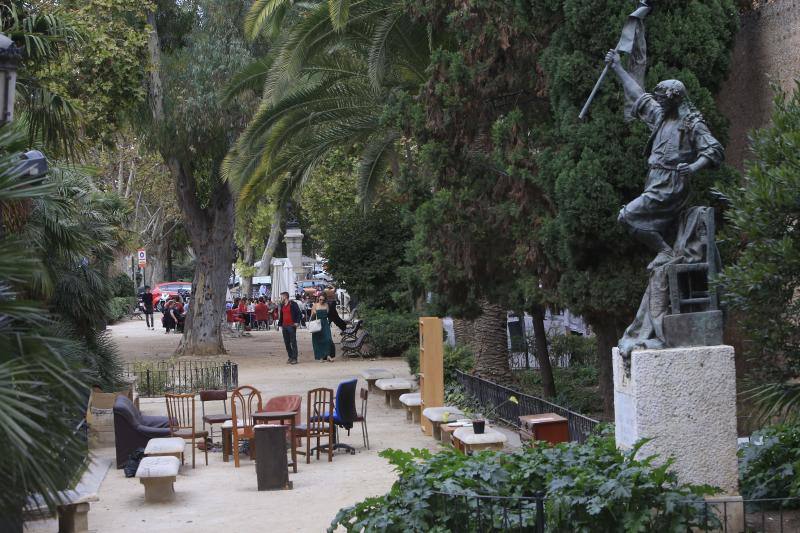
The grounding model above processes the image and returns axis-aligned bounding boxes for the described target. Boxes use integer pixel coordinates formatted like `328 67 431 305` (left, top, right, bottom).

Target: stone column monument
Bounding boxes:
284 221 305 278
587 3 742 526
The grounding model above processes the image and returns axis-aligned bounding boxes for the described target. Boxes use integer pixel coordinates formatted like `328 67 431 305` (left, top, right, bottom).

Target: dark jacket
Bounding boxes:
277 300 302 326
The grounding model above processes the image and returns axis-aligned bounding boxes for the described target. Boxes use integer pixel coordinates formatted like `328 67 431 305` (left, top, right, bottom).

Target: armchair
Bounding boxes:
113 395 170 468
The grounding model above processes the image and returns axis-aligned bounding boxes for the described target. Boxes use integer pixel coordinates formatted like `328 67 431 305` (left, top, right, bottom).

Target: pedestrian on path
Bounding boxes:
324 284 348 332
310 294 335 362
142 285 155 330
278 291 302 364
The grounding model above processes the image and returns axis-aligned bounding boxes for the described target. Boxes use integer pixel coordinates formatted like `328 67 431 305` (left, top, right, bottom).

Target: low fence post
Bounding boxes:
146 368 151 397
535 493 545 533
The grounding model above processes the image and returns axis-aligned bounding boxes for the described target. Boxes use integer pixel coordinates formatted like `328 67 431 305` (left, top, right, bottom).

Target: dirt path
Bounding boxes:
26 320 437 533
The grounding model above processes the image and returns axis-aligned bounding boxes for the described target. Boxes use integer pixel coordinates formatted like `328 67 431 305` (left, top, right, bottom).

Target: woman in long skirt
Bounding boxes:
310 294 334 362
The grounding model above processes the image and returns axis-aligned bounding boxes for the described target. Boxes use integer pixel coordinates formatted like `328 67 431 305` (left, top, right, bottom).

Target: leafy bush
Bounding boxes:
361 307 418 357
739 424 800 505
548 333 597 366
108 296 136 323
404 345 419 375
517 364 600 417
443 344 473 384
330 434 717 532
110 273 136 297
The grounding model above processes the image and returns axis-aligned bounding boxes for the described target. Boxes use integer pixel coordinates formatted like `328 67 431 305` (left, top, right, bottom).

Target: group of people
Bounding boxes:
140 285 188 334
230 296 276 329
279 286 348 365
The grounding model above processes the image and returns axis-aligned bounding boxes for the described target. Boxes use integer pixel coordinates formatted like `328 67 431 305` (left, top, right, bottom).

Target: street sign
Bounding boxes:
137 249 147 268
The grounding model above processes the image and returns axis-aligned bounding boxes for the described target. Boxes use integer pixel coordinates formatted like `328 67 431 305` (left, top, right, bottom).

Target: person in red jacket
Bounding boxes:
277 292 302 364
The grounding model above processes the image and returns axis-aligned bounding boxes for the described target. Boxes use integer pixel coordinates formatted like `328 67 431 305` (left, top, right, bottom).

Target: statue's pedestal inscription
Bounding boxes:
613 345 738 495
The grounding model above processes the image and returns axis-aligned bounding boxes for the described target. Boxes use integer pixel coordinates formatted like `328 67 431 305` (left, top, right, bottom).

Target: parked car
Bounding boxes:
295 280 326 298
152 281 192 310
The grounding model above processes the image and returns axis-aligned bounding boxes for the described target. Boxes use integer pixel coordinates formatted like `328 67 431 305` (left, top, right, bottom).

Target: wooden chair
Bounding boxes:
355 388 370 450
230 385 263 468
164 393 208 468
199 390 231 442
295 388 334 464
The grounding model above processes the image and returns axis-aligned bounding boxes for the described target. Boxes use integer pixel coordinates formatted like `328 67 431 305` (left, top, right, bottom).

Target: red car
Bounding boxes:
152 281 192 310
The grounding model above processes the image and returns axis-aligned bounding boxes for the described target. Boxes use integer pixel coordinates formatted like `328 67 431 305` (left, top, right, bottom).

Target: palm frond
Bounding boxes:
358 130 399 206
328 0 351 30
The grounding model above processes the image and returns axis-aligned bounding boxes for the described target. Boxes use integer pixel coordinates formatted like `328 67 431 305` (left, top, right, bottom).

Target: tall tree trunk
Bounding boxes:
592 320 618 421
165 233 174 281
240 241 254 298
257 211 283 276
471 299 514 386
172 162 235 357
451 317 475 351
530 304 556 398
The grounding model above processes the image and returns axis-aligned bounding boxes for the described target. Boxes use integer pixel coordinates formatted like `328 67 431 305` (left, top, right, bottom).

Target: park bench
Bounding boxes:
422 406 465 440
145 436 185 462
136 456 181 503
127 303 144 320
25 457 110 533
360 368 394 392
399 392 421 423
375 378 414 408
342 332 370 358
341 320 362 341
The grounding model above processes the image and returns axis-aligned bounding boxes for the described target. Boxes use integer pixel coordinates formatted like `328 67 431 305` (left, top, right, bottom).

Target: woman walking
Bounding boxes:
310 294 335 362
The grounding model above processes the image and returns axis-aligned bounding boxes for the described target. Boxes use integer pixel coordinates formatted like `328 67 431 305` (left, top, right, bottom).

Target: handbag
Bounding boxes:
308 319 322 333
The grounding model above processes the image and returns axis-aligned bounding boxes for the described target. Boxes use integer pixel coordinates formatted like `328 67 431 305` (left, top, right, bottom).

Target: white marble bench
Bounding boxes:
145 437 185 462
375 378 414 408
422 406 464 440
360 368 395 392
453 426 507 454
399 392 421 423
136 456 181 502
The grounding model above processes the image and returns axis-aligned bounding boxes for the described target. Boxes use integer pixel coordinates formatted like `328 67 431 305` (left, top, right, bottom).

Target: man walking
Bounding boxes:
142 286 155 330
278 291 302 364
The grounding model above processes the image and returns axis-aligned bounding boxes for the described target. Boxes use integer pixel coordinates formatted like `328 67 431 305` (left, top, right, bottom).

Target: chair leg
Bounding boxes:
306 434 311 464
362 420 369 450
233 436 240 468
204 437 208 466
192 437 196 469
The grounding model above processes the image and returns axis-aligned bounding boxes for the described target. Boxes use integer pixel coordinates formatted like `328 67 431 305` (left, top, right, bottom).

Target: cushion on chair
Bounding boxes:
172 428 208 439
221 418 245 429
144 437 185 456
422 406 464 422
263 395 302 425
360 368 394 380
136 456 181 478
203 413 232 424
399 393 421 406
375 378 413 391
453 427 507 446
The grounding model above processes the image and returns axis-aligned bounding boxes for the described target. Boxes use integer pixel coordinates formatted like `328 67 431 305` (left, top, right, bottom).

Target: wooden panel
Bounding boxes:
418 318 444 436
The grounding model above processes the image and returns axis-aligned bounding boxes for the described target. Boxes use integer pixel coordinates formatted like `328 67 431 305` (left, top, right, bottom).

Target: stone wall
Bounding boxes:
717 0 800 169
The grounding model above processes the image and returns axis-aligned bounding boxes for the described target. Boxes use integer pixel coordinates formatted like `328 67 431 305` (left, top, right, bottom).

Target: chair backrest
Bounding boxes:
306 388 334 435
264 394 302 425
165 392 196 434
113 395 141 426
225 309 236 324
231 386 262 435
359 388 368 419
199 389 228 416
333 379 358 428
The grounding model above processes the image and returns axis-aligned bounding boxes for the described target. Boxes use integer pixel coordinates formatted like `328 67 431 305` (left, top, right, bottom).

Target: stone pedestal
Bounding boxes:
284 227 305 277
613 345 739 495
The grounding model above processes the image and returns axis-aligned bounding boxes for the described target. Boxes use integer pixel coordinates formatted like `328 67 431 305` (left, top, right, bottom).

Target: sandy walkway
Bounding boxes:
26 320 437 533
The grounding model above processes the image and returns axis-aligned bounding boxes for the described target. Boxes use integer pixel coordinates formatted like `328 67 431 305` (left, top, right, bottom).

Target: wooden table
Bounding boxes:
440 423 461 445
518 413 569 445
252 410 298 473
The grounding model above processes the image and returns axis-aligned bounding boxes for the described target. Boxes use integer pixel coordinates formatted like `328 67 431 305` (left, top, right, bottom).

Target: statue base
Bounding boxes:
613 345 739 495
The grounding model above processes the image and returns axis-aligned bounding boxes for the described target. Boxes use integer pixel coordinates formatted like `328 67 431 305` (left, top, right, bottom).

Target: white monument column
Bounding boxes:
283 224 305 277
613 345 742 526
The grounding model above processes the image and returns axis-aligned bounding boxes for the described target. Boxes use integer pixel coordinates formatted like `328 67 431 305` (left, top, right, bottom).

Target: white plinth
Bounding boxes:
613 345 739 495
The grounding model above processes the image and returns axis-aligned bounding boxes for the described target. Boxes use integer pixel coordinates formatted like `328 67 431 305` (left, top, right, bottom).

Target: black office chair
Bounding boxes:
329 379 359 455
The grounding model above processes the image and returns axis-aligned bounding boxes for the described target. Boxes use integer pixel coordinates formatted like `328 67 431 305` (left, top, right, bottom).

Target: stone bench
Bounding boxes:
360 368 395 392
375 378 414 408
145 436 185 463
422 406 464 440
136 456 181 503
399 393 421 423
453 426 507 454
27 490 99 533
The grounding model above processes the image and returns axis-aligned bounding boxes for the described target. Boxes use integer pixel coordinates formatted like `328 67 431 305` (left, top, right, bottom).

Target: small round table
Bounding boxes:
251 410 298 472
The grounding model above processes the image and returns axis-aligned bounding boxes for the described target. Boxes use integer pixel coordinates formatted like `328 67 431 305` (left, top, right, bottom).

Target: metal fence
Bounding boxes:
122 359 238 397
455 370 599 443
432 492 546 532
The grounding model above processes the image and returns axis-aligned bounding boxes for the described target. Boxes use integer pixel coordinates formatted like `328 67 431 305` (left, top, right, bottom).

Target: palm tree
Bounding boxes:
0 126 88 532
224 0 430 210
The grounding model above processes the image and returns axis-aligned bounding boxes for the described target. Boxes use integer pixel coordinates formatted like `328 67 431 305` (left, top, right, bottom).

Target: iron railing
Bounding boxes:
122 359 238 397
455 370 599 443
431 492 546 532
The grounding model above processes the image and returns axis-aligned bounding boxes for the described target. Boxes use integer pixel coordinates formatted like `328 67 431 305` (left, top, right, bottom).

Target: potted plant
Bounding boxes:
473 396 518 434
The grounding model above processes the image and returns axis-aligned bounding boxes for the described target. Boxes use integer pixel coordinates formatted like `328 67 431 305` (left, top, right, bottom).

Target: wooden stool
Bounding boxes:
399 393 421 423
440 423 459 445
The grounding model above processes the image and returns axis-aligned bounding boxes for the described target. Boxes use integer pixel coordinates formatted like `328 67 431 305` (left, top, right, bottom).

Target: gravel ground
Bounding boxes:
25 319 438 533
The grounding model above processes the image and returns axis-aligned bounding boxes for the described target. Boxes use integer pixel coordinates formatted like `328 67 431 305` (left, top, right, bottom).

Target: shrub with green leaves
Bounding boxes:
108 296 136 323
739 424 800 506
330 434 717 532
110 273 136 297
361 307 418 357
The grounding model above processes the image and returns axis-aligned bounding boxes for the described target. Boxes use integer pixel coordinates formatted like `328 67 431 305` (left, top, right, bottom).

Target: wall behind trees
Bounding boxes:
717 0 800 169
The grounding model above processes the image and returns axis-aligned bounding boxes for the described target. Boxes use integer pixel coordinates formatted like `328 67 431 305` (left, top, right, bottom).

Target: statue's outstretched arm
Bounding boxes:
605 49 644 103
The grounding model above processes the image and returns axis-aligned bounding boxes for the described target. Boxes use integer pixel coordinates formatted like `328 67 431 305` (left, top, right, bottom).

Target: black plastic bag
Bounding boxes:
123 448 146 478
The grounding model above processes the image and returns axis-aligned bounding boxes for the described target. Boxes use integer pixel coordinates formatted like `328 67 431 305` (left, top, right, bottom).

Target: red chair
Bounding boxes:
226 309 244 336
254 303 269 330
263 395 302 426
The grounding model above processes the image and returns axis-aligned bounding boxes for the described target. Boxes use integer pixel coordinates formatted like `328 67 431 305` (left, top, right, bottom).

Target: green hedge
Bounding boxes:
108 296 136 323
739 424 800 506
404 344 474 385
361 307 418 357
110 273 136 297
330 433 718 531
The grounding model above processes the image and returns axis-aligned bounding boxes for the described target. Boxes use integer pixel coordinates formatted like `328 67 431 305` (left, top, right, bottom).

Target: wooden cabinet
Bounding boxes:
518 413 569 444
419 317 444 436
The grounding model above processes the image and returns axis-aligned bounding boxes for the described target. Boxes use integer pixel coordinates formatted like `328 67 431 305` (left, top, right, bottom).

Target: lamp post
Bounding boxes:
0 33 21 126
